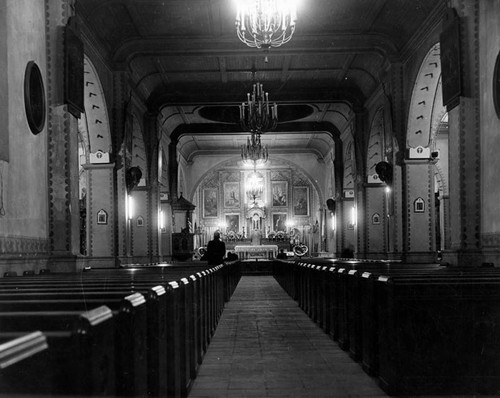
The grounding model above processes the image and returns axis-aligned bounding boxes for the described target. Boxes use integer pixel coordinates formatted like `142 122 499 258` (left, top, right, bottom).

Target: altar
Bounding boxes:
234 244 278 260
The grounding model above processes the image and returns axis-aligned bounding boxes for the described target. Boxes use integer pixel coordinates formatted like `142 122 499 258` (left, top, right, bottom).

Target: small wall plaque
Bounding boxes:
414 197 425 213
97 209 108 225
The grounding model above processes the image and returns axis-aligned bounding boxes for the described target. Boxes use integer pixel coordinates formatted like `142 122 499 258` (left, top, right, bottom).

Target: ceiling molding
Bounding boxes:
111 34 399 64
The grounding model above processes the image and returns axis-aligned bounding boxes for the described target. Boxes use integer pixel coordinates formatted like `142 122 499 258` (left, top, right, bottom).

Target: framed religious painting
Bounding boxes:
271 181 288 207
225 214 240 234
293 186 309 216
224 182 240 209
203 188 218 218
272 213 287 233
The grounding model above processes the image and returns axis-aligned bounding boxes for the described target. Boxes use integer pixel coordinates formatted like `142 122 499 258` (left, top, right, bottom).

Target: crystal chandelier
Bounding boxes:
239 82 277 165
235 0 298 49
246 170 264 204
241 131 268 166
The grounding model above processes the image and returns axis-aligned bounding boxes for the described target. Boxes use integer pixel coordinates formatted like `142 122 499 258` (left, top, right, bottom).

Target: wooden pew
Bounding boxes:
0 332 51 394
0 291 148 397
344 263 442 372
0 307 115 396
376 270 500 395
0 261 241 398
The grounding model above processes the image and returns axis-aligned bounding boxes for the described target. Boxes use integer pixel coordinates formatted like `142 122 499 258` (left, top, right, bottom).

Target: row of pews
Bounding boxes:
0 262 241 397
274 258 500 396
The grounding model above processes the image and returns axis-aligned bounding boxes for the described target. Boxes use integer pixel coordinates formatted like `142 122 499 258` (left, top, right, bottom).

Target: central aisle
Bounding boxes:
189 276 386 397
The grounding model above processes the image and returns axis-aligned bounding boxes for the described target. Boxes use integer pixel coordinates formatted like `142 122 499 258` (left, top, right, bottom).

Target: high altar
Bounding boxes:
234 202 278 260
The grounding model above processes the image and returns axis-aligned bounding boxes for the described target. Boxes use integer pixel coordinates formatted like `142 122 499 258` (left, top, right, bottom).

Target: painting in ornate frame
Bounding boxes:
203 188 218 218
293 186 309 216
225 214 240 234
272 213 288 233
271 181 288 207
223 182 240 209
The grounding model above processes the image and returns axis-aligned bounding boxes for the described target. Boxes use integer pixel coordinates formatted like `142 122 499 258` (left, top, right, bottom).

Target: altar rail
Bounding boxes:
225 238 289 253
273 258 500 395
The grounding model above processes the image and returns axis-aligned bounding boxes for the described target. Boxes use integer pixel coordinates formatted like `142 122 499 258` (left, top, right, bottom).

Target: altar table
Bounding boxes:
234 245 279 260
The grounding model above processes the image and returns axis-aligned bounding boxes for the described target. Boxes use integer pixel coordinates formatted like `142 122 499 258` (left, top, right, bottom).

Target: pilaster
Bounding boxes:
402 159 437 263
45 0 79 261
443 0 482 266
83 163 115 267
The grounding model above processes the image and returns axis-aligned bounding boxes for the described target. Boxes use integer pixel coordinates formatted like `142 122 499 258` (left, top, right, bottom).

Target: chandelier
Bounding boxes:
241 131 268 166
246 170 264 204
235 0 298 49
240 82 277 165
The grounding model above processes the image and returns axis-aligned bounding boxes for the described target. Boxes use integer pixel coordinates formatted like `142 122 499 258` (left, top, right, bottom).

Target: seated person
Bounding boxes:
276 248 287 259
226 251 238 261
205 231 226 265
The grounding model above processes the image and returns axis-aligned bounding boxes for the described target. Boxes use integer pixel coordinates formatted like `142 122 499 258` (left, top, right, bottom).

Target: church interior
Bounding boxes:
1 0 500 396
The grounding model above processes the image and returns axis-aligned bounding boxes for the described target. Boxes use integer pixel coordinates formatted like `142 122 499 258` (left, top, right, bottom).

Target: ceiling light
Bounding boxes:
239 82 277 166
235 0 298 49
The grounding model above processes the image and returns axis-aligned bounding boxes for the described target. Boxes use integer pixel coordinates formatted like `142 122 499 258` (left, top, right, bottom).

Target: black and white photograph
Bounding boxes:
0 1 495 397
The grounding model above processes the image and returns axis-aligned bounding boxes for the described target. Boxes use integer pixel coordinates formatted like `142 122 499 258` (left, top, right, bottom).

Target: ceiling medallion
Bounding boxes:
235 0 298 49
240 82 278 166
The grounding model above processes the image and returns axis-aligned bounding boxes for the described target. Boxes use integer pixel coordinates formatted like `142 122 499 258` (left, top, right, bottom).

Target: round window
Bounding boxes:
494 51 500 119
24 61 46 135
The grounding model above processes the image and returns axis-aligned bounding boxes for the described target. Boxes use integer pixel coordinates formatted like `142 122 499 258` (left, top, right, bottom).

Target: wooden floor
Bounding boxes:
189 275 386 398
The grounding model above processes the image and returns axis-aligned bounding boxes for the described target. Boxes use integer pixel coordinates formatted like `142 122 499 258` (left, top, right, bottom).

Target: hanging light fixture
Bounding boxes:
241 132 268 166
240 82 277 166
235 0 298 49
246 169 264 205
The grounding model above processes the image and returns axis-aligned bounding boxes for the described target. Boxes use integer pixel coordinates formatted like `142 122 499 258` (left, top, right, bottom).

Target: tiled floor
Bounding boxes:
189 276 386 398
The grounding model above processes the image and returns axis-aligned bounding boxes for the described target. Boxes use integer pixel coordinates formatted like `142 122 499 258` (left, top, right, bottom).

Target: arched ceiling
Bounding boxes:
76 0 445 161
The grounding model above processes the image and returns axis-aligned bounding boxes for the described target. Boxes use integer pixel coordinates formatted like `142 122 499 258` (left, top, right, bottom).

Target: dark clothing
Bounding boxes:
276 251 287 259
206 238 226 265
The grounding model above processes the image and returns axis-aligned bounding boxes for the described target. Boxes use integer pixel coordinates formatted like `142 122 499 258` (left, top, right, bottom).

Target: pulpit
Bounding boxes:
171 194 196 261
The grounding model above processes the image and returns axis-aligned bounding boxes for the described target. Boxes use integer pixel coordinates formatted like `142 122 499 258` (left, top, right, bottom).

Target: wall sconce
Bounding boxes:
348 206 357 229
331 213 336 231
127 194 134 220
159 210 165 230
385 186 394 216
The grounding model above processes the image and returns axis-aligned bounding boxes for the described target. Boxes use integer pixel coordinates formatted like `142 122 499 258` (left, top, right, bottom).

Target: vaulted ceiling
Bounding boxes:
76 0 445 160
